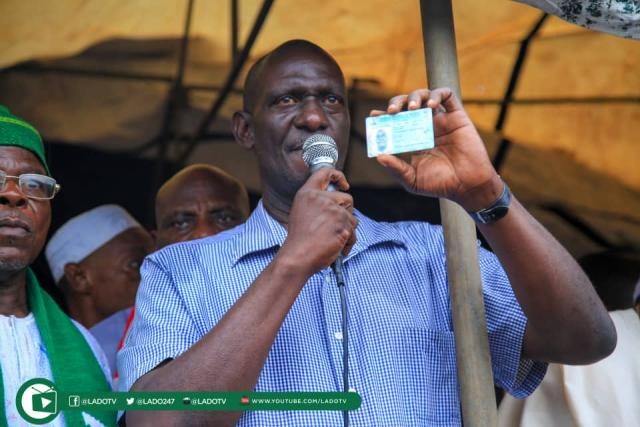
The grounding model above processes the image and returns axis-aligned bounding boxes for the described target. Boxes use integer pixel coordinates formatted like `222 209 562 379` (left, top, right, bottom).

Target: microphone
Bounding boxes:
301 134 346 284
302 134 339 192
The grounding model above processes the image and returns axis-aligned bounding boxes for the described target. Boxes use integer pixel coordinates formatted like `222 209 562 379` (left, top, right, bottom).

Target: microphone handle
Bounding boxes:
324 178 343 279
310 163 338 193
309 163 344 275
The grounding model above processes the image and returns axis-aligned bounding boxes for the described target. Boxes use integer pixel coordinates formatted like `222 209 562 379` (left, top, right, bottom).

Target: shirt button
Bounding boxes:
348 387 356 393
325 276 331 284
334 331 343 340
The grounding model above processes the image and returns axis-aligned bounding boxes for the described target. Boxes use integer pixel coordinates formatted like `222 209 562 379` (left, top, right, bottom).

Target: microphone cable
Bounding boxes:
332 256 349 427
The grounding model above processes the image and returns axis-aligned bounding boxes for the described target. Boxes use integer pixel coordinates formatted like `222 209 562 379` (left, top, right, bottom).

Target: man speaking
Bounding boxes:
119 40 615 426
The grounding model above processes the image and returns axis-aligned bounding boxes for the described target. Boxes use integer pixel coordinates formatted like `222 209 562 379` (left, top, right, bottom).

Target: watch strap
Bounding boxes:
469 181 512 224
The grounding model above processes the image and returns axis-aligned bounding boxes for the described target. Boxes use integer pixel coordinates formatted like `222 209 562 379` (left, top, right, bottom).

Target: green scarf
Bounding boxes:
0 269 116 426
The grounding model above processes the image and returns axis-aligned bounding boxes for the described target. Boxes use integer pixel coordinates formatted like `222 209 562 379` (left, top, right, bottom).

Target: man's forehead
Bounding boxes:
0 146 47 173
259 49 343 84
168 174 238 199
160 184 239 212
172 189 240 208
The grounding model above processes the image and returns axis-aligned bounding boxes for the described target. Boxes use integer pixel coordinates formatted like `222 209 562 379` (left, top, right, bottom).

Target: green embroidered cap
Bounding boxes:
0 105 50 175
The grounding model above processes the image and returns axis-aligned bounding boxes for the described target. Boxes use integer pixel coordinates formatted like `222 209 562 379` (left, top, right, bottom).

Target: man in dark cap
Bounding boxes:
0 106 116 426
153 164 250 249
116 164 250 377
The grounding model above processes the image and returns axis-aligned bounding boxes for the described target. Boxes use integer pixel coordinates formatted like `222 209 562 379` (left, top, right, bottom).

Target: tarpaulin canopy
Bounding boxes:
0 0 638 257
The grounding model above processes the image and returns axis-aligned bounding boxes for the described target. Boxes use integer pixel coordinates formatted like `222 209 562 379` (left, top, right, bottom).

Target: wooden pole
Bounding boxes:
419 1 498 425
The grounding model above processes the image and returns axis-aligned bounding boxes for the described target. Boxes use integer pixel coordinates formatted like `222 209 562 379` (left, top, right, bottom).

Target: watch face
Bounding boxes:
484 206 509 223
471 181 512 224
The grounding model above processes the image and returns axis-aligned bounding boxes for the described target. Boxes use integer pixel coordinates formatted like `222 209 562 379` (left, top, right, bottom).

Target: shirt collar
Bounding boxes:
349 212 406 260
232 200 287 265
232 199 406 265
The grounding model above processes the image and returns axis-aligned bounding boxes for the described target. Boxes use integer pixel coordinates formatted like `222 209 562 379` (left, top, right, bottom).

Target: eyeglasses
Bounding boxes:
0 170 61 200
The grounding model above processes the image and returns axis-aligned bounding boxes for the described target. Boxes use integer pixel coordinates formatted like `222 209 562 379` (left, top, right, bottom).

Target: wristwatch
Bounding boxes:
469 181 512 224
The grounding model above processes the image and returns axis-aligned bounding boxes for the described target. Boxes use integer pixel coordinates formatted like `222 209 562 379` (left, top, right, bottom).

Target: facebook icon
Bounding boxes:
68 395 80 407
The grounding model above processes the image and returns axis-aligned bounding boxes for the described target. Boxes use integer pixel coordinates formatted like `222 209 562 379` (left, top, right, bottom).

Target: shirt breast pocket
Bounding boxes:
395 327 461 426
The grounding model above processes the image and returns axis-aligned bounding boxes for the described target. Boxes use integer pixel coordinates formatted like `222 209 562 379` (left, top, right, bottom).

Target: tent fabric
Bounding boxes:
0 0 638 257
0 1 637 188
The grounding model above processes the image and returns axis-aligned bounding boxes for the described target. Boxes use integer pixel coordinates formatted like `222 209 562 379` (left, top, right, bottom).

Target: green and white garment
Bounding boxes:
0 270 116 427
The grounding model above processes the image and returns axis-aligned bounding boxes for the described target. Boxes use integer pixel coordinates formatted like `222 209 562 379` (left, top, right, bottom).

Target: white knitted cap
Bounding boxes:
45 204 142 283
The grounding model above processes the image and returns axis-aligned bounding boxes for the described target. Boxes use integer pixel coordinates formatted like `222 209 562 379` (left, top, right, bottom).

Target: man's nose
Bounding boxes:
0 180 28 208
294 98 329 131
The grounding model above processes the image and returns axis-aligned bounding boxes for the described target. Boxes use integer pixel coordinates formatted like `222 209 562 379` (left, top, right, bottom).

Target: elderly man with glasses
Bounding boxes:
0 106 116 427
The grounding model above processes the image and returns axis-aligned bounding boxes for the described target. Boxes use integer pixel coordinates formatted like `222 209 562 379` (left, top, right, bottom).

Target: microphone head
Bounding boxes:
302 134 339 171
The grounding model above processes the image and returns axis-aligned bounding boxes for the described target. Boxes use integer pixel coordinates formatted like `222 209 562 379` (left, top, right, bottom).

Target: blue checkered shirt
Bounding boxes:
119 200 546 426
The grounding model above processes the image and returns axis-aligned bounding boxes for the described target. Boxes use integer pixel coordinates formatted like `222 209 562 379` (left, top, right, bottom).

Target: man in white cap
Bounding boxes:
46 204 153 374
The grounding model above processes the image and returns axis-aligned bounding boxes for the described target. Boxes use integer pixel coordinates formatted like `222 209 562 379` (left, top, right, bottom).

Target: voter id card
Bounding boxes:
365 108 435 158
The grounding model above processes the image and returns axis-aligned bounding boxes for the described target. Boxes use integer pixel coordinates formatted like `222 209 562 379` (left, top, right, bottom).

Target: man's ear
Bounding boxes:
63 263 92 295
150 229 161 251
232 111 255 150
